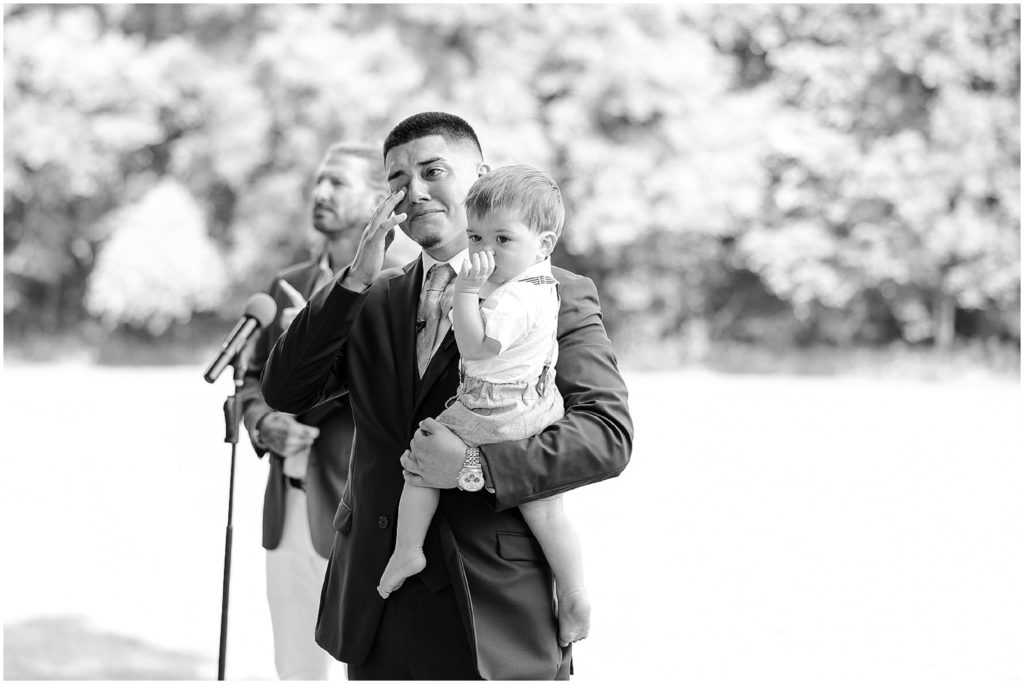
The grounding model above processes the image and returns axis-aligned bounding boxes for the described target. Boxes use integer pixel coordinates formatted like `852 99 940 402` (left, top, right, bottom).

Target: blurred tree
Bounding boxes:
3 3 1019 361
85 179 228 334
4 6 167 333
702 4 1020 348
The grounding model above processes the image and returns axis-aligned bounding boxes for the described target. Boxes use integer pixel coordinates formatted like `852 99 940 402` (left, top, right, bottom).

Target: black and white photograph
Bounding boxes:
3 3 1021 682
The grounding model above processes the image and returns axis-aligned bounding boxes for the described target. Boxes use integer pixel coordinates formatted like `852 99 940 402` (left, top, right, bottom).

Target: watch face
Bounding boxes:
458 468 484 492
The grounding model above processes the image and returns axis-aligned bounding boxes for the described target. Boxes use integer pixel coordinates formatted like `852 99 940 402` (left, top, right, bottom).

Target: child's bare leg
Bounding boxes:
377 482 439 599
520 495 590 647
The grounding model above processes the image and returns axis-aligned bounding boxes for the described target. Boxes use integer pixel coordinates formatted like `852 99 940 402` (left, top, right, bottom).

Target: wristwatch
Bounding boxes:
457 446 485 492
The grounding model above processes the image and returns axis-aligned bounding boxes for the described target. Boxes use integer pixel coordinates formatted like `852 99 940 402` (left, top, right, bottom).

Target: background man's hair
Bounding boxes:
383 112 483 161
465 164 565 239
324 141 386 190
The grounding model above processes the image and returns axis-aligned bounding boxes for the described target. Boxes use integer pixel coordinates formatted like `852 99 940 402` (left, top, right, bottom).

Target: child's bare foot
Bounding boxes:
377 548 426 599
556 587 591 647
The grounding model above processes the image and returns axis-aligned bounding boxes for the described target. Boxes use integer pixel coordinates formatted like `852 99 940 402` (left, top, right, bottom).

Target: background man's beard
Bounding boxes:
315 215 364 235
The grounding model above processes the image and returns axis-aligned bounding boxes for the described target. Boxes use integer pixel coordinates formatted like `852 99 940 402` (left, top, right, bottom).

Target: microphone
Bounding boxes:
203 293 278 383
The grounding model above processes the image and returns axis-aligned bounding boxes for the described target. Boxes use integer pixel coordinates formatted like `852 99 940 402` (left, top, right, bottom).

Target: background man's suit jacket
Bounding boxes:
241 259 354 558
261 259 633 679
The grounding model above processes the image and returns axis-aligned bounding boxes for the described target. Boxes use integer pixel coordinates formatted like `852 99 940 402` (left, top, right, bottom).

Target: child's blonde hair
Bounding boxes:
464 164 565 239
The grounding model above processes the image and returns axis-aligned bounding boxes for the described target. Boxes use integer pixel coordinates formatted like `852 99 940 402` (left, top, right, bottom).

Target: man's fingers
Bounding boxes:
280 306 300 327
380 213 407 235
399 449 419 474
285 432 316 449
404 472 427 488
374 187 405 216
279 279 306 307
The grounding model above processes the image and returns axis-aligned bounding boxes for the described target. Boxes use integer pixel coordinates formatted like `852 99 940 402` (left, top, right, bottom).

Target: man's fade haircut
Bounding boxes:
465 165 565 239
382 112 483 162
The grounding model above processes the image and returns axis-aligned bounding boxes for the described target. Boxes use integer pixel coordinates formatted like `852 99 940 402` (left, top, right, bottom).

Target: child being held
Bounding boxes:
377 164 590 647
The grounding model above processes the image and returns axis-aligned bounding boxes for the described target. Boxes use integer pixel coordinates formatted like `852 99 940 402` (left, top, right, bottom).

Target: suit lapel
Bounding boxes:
388 260 423 417
301 263 321 299
414 327 459 416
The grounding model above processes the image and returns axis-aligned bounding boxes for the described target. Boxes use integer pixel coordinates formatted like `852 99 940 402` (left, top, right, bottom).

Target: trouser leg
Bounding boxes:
266 489 330 680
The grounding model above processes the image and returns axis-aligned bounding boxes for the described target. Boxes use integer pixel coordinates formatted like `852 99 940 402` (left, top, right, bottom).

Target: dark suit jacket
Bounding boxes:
240 259 354 558
261 259 632 679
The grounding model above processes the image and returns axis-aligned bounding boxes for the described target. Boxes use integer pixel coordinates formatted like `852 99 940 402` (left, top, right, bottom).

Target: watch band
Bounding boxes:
458 446 485 492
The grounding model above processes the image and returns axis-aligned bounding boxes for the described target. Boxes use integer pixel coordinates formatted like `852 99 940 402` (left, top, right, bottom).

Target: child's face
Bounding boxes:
466 208 556 285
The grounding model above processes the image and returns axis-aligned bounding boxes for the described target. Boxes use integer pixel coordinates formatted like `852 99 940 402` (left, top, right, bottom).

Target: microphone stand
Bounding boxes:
217 357 246 680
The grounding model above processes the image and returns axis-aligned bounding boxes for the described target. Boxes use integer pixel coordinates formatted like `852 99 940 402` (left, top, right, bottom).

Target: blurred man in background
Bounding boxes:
239 141 416 679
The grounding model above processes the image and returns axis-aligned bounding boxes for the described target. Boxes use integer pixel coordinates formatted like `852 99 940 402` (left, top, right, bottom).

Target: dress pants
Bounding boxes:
266 488 331 680
346 576 482 681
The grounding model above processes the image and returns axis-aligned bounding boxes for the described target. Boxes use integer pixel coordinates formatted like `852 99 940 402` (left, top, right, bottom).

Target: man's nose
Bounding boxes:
313 180 331 202
406 176 429 203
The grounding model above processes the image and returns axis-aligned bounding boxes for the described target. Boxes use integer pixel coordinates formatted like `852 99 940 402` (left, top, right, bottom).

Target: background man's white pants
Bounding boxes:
266 489 331 680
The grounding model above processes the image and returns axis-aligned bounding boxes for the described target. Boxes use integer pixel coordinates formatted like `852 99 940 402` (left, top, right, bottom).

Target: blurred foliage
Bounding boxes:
3 3 1020 361
84 178 229 334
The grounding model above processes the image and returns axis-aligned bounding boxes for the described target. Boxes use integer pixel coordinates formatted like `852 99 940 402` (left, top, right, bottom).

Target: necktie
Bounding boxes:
416 263 455 376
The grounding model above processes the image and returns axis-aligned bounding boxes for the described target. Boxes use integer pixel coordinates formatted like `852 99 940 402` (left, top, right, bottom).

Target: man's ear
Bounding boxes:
477 162 490 178
539 231 558 258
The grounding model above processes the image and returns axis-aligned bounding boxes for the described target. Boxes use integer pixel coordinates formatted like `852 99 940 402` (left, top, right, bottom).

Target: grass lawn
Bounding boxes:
2 362 1021 681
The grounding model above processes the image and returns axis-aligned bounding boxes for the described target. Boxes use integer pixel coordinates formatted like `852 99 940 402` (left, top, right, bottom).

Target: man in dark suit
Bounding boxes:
240 141 415 679
261 112 632 680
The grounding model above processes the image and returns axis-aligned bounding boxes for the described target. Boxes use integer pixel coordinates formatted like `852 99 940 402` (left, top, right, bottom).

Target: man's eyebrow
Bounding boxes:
387 156 446 182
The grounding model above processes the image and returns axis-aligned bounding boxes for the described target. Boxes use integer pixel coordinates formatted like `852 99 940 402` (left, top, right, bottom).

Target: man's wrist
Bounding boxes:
341 272 372 293
478 447 496 494
253 411 274 449
457 446 486 492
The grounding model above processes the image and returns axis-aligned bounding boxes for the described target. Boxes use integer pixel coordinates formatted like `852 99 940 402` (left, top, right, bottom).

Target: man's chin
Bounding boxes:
415 232 442 249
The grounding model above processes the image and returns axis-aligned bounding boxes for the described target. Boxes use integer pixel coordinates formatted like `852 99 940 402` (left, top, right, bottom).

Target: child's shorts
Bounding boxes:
436 367 565 447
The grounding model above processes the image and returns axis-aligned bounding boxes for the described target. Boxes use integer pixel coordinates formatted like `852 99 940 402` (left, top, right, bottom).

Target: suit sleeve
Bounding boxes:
239 277 279 458
260 268 367 415
479 273 633 511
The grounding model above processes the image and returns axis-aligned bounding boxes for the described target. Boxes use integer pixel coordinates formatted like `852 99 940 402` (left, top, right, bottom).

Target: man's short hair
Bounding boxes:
323 141 385 190
383 112 483 161
464 165 565 239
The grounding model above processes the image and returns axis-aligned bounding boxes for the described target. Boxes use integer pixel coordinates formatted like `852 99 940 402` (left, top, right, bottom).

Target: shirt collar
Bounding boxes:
516 258 553 280
420 249 469 289
476 258 554 301
317 248 332 274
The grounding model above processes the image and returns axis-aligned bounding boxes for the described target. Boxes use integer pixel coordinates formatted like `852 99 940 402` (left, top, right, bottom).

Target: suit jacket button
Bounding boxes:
378 516 389 529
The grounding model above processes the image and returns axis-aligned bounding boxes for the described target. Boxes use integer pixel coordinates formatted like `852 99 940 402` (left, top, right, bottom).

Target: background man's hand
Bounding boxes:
345 188 407 290
278 279 307 329
401 417 466 489
255 411 319 458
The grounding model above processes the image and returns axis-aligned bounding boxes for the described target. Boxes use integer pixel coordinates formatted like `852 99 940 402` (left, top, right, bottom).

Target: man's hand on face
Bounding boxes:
401 417 466 489
256 411 320 458
344 188 407 291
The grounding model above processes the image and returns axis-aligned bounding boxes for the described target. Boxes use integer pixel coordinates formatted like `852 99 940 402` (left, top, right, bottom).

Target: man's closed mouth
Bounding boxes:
411 209 442 221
